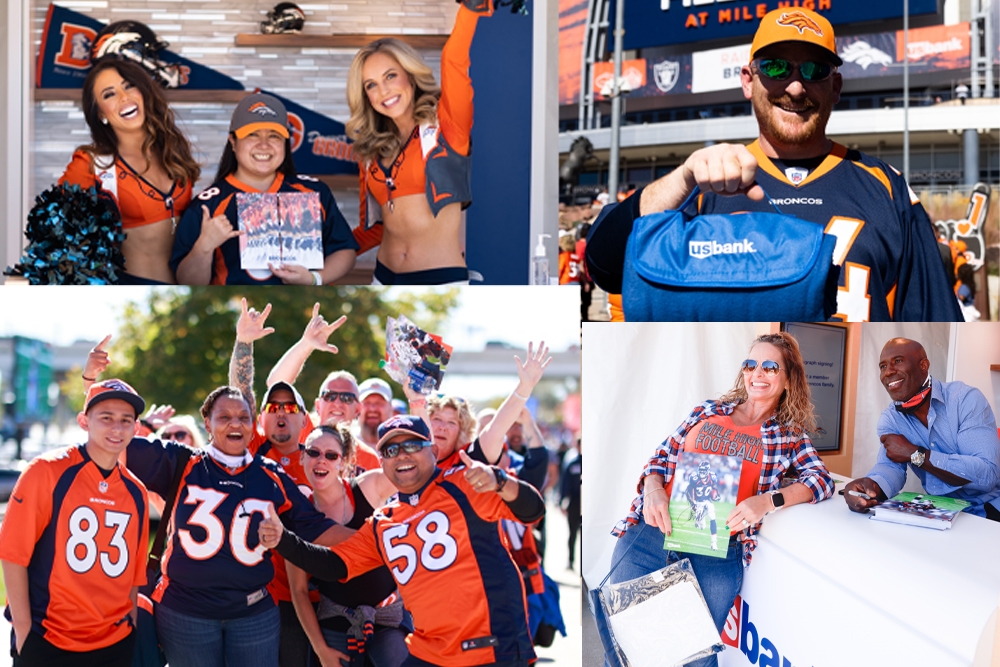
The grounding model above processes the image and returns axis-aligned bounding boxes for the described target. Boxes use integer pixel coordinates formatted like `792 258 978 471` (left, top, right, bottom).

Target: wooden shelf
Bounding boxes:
317 175 358 190
991 365 1000 372
235 33 447 49
35 89 250 103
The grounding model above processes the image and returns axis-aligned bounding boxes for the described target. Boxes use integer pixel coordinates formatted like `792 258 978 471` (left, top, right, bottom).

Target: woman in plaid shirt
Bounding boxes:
596 332 834 667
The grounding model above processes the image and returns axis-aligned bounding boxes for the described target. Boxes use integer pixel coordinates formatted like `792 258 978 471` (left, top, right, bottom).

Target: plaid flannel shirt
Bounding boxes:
611 400 834 567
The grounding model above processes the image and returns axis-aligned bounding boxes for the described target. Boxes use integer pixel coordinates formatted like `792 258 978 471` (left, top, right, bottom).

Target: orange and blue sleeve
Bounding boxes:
58 150 97 189
353 221 383 255
438 5 485 156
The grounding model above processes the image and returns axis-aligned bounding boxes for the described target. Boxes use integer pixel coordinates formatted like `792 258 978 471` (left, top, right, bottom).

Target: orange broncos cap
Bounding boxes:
750 8 842 66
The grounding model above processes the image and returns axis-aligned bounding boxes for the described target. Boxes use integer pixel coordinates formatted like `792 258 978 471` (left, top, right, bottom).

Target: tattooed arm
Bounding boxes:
230 298 275 416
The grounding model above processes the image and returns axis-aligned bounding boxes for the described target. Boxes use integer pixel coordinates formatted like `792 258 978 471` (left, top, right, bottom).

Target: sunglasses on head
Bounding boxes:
263 401 301 414
379 439 431 459
304 448 341 461
753 58 835 82
163 430 190 442
320 391 357 404
741 359 782 376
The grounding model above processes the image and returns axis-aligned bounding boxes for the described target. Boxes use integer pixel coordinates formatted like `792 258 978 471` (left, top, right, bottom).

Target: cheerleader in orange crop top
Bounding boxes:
346 0 494 285
59 59 200 285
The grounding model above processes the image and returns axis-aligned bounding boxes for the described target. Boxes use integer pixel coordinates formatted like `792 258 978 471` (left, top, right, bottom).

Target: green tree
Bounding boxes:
102 286 458 414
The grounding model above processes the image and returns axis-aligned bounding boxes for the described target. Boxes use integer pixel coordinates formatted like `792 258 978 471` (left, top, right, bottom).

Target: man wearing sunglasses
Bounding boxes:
266 304 384 473
259 415 546 666
843 338 1000 521
585 7 962 322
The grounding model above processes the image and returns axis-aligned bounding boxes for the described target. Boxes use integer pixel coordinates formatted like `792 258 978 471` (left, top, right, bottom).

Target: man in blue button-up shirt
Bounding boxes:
844 338 1000 520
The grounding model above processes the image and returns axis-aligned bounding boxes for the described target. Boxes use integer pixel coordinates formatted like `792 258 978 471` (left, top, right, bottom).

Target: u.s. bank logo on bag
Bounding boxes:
689 238 757 259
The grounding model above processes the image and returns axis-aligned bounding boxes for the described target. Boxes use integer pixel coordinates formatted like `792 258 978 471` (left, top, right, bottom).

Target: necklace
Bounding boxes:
372 126 419 214
320 477 352 525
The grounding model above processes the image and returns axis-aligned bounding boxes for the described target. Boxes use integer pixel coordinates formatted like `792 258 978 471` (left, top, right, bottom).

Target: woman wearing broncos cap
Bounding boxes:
171 92 359 285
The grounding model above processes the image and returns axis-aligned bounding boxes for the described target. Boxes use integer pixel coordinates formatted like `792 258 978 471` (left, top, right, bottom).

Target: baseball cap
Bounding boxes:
230 93 290 139
376 415 431 450
359 378 393 403
262 381 306 413
85 379 146 417
750 8 842 66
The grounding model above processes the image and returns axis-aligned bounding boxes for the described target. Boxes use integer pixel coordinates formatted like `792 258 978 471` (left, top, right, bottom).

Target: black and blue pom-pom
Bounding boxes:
4 183 126 284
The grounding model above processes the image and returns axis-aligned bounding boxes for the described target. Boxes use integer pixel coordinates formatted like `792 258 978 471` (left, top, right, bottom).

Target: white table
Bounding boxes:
718 478 1000 667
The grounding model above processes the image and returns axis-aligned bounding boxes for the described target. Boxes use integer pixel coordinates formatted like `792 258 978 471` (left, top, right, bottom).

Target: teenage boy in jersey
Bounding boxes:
585 7 961 322
259 416 545 667
844 338 1000 520
0 380 150 667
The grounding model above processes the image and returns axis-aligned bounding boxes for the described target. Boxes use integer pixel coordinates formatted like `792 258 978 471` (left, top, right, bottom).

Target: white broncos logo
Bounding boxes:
839 41 893 70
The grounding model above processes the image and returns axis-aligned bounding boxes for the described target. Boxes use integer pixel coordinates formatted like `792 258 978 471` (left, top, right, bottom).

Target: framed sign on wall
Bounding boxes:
785 322 846 452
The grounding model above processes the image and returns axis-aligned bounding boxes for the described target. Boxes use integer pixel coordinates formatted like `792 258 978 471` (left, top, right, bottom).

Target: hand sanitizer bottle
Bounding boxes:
532 234 551 285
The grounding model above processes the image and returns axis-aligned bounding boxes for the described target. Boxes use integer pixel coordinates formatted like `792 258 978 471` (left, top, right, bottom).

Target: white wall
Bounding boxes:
2 0 30 271
951 323 1000 418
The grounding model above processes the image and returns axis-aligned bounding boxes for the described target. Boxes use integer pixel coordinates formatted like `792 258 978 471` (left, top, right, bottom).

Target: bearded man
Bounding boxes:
585 7 961 322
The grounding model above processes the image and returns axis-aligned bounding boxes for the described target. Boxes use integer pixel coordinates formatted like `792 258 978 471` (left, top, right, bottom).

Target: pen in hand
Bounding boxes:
838 489 872 500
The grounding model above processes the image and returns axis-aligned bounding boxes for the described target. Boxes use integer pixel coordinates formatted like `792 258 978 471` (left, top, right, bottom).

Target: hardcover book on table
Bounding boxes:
663 416 764 559
870 492 969 530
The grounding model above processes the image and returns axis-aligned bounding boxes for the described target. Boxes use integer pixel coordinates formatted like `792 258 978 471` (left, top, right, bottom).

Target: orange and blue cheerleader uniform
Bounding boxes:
359 4 486 285
60 150 193 284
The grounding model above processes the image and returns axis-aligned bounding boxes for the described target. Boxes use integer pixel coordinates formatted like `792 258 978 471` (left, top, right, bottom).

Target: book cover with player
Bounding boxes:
237 192 322 270
663 416 765 559
382 315 453 395
870 492 970 530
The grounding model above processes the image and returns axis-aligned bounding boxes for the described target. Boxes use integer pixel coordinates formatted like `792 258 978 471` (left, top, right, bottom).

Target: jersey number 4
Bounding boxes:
66 506 132 578
824 217 872 321
381 511 458 585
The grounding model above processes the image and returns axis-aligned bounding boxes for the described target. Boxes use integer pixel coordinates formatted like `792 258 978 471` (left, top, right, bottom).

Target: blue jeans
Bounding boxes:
593 518 743 667
156 603 280 667
319 625 409 667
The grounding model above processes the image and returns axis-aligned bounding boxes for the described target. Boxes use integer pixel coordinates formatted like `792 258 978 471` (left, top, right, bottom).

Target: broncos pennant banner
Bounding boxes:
256 89 359 177
37 3 244 90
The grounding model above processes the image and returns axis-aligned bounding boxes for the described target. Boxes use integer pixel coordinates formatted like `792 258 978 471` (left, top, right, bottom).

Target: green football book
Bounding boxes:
870 492 970 530
663 449 744 559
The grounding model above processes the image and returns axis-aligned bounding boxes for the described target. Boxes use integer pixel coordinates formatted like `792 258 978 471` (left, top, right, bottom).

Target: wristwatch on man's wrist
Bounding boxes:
910 447 927 468
769 490 785 512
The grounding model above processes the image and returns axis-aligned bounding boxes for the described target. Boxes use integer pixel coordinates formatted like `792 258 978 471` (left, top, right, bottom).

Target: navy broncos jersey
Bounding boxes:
126 438 335 619
170 172 359 285
698 141 961 322
689 472 719 502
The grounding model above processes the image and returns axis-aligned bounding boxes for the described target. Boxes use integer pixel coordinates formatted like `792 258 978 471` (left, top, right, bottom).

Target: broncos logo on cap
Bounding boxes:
776 11 823 37
248 101 278 117
100 379 134 393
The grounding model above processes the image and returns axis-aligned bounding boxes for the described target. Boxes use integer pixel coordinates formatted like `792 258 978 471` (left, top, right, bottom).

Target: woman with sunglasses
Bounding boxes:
287 425 410 667
596 332 834 667
157 415 207 449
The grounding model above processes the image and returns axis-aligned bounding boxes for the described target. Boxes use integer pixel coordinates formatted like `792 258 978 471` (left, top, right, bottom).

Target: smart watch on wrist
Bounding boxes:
492 466 509 493
769 490 785 511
